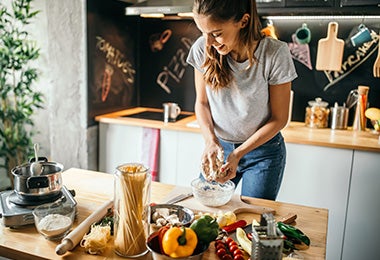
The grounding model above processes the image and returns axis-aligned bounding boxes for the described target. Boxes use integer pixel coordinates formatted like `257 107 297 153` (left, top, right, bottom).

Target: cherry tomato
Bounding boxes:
228 240 238 248
216 243 226 251
216 248 227 258
229 244 239 253
222 254 233 260
233 249 243 257
225 237 234 245
234 255 245 260
215 239 224 244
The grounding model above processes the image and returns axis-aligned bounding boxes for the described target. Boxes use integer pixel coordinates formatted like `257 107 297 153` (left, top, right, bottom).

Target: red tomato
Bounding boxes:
225 237 234 245
233 249 243 257
229 244 239 253
222 254 233 260
215 239 224 244
234 255 245 260
228 240 238 248
216 243 226 251
216 248 227 258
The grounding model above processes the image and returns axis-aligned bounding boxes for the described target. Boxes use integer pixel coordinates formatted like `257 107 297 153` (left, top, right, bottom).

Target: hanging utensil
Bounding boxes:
30 143 43 176
316 22 344 71
373 35 380 77
345 89 359 109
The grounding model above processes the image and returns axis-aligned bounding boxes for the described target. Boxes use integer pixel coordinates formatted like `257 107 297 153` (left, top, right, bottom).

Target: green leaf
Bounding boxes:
0 0 43 175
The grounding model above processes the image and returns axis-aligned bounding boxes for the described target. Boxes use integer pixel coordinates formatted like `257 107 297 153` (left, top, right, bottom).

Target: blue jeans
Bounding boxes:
219 132 286 200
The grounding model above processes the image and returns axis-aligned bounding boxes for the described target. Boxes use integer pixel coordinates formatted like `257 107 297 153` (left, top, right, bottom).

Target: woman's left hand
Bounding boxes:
217 151 240 183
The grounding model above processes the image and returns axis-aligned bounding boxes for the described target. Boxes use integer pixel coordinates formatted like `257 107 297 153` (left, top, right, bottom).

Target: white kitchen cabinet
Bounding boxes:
342 150 380 260
176 131 205 186
159 130 178 185
159 129 204 186
98 123 143 173
277 143 353 260
99 123 204 187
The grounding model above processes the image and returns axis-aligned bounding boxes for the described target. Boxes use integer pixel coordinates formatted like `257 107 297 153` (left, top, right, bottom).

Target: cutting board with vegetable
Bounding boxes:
316 22 344 71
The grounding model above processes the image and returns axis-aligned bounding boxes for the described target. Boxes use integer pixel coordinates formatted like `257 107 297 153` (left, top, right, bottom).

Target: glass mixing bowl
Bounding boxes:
191 178 235 207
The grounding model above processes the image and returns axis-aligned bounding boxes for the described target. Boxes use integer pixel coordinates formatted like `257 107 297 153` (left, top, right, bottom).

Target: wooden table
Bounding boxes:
0 168 328 259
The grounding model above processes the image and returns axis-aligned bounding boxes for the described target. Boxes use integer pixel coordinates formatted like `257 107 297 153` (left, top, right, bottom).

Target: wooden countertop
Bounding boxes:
0 168 328 260
95 107 380 153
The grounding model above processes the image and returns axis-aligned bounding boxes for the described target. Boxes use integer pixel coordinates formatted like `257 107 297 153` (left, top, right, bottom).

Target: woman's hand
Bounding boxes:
201 142 224 181
217 151 240 183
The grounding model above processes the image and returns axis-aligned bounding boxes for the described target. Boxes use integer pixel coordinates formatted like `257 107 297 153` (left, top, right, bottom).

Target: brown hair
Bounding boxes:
193 0 263 90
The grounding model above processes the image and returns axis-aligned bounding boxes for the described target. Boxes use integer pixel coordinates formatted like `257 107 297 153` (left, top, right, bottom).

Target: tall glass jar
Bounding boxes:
113 163 151 258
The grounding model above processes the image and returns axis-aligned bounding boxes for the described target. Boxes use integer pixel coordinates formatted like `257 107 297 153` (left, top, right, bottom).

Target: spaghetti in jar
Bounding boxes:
113 163 151 258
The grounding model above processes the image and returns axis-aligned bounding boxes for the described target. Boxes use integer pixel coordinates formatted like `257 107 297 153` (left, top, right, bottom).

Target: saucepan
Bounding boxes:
11 157 64 198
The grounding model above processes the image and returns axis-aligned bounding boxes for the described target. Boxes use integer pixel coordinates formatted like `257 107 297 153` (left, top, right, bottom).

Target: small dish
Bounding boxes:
33 201 75 240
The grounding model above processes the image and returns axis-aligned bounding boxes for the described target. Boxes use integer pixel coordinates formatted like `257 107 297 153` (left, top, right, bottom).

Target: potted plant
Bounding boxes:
0 0 43 188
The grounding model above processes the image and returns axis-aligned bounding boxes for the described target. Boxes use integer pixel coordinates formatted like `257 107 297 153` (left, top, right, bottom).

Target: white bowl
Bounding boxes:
33 201 75 240
191 178 235 207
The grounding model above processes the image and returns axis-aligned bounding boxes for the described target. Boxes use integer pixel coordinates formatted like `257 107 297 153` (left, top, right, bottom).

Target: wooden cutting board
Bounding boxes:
162 187 275 215
316 22 344 71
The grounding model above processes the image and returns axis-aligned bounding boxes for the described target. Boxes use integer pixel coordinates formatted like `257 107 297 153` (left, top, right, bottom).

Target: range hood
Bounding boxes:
124 0 194 16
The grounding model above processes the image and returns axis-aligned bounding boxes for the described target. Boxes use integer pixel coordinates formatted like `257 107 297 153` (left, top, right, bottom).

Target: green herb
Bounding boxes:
0 0 43 188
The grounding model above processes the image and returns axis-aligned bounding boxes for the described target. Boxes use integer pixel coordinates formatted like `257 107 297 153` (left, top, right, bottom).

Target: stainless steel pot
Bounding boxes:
11 158 64 198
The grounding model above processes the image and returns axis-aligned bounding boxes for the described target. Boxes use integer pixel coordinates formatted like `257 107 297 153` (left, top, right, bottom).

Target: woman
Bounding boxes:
186 0 297 200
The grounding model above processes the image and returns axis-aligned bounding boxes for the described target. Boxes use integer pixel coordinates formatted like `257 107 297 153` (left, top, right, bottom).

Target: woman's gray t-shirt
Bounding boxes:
186 36 297 143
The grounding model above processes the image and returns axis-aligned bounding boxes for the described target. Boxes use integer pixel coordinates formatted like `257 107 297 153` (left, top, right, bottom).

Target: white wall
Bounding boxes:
1 0 95 189
34 0 96 170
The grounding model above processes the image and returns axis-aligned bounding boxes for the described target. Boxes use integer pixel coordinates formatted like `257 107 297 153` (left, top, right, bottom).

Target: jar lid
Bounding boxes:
308 97 328 107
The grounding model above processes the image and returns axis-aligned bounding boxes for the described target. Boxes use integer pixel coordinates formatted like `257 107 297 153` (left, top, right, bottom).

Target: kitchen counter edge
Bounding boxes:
95 107 380 153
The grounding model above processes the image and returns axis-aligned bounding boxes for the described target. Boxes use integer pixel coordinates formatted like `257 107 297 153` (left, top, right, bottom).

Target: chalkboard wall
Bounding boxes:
138 17 380 126
87 0 380 127
87 0 138 126
139 19 200 112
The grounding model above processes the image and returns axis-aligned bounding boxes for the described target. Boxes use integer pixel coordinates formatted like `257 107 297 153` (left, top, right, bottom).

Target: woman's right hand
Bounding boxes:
201 142 224 181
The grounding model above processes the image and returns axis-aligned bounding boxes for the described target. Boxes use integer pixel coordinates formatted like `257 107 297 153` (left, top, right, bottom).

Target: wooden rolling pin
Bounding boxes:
55 200 113 255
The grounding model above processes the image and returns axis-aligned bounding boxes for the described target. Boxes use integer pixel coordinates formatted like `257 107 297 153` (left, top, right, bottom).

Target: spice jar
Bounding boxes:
114 163 151 258
305 97 330 128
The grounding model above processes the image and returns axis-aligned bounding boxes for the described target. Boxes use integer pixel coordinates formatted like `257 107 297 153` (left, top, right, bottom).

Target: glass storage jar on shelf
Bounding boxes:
113 163 151 258
305 97 330 128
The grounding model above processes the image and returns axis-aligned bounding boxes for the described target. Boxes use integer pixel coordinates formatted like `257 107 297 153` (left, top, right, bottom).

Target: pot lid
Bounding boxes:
308 97 328 107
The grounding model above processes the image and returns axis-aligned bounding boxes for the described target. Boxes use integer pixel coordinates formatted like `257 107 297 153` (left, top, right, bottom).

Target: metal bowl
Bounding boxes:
191 178 235 207
149 204 194 231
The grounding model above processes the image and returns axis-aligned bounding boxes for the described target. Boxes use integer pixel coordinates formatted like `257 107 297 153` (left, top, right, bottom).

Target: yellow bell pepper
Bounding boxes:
162 226 198 258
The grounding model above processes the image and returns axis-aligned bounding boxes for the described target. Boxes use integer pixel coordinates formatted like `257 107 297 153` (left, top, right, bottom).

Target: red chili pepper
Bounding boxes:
222 220 247 233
